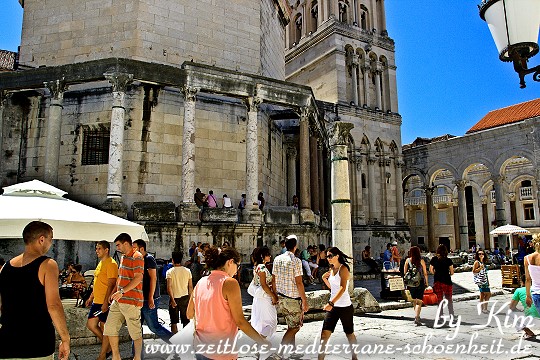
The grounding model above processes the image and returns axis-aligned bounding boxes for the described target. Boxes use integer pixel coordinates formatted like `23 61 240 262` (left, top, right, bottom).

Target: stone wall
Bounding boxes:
18 0 286 77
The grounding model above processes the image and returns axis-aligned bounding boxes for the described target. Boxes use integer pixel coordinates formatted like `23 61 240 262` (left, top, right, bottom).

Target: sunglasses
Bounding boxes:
478 253 485 255
327 254 335 259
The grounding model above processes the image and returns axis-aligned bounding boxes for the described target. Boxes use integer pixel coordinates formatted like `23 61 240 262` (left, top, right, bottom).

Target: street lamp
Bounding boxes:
478 0 540 88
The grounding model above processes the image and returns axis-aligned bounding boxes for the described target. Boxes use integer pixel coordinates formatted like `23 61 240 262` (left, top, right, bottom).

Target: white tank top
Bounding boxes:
527 259 540 294
328 265 352 307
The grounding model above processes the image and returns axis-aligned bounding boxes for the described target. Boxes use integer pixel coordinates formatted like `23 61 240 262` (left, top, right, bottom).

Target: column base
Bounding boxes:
300 209 316 225
241 208 264 224
177 203 200 222
100 197 128 219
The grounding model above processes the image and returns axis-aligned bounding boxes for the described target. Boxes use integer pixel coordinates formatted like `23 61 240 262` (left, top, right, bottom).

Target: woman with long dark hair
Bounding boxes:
473 248 491 314
187 247 269 360
429 244 454 321
404 246 428 326
318 247 358 360
250 246 278 338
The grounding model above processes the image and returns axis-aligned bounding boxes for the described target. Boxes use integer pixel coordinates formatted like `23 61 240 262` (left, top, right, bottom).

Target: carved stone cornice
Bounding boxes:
329 122 354 147
104 72 133 93
181 86 199 102
44 78 67 101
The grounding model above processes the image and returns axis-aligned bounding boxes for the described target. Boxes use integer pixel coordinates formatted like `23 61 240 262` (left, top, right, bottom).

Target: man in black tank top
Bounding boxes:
0 221 71 359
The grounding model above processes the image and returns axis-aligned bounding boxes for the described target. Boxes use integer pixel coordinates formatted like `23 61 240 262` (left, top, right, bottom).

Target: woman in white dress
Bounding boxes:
319 246 357 360
250 246 278 338
526 234 540 313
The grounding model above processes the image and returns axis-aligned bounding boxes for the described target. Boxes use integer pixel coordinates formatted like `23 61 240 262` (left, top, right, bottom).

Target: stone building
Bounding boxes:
0 0 407 269
402 98 540 252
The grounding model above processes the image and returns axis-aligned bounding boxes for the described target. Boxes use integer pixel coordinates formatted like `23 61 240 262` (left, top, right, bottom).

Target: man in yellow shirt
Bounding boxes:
85 240 118 357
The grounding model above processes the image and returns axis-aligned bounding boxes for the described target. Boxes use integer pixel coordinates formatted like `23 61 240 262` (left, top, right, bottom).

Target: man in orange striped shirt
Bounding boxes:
102 233 144 360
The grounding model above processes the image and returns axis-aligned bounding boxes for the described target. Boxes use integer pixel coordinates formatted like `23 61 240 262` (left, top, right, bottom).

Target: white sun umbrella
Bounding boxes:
490 224 530 255
0 180 148 242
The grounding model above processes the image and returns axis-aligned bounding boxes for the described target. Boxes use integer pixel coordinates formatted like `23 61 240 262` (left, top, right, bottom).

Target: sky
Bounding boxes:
0 1 538 145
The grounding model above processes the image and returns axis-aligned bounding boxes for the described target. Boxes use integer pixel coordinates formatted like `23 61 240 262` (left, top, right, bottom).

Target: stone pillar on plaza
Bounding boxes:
455 179 469 251
178 86 200 222
395 157 405 223
317 142 326 217
310 133 320 214
101 72 133 218
43 79 67 186
287 146 298 206
242 96 263 224
423 184 436 252
299 106 315 224
493 175 508 248
367 154 377 223
329 121 355 287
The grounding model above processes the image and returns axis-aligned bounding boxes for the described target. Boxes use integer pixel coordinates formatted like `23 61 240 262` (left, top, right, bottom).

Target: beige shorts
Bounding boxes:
277 295 303 328
103 301 142 340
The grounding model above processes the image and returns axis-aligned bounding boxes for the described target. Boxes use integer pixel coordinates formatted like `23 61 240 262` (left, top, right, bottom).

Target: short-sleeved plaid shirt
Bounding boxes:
272 251 303 298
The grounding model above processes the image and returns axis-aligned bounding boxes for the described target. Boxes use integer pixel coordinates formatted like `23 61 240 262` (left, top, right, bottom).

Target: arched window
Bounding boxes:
294 14 302 44
338 1 349 23
360 5 369 30
309 1 318 33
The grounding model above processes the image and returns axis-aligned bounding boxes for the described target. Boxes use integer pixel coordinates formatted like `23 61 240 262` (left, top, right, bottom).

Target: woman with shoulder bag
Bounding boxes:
429 244 455 321
472 249 491 314
404 246 429 326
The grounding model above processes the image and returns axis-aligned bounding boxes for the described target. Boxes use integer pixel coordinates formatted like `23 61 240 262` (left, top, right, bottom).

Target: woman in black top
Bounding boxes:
429 244 455 320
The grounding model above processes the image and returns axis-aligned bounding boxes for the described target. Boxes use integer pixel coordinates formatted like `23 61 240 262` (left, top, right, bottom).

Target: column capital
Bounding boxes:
287 146 298 158
104 72 133 93
298 105 315 120
329 122 354 147
507 192 516 201
454 179 468 190
422 183 436 196
181 86 199 102
245 96 263 112
44 78 68 101
491 175 505 185
480 195 488 204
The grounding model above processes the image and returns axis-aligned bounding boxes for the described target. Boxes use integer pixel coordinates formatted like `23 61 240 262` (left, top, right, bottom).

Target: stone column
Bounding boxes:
302 4 307 37
359 66 366 106
363 65 371 107
333 0 340 19
380 0 387 32
102 72 133 217
243 96 263 223
352 0 358 24
299 106 314 223
287 146 297 205
455 179 469 251
423 184 436 252
353 151 365 225
0 92 8 182
370 0 378 31
310 133 320 214
43 79 67 186
329 121 355 284
367 154 377 223
493 175 507 249
317 0 324 26
395 157 405 223
374 67 382 110
318 142 326 217
351 56 359 105
176 86 201 221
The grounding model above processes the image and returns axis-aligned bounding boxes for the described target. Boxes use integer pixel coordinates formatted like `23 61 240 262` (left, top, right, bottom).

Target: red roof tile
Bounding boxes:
467 98 540 134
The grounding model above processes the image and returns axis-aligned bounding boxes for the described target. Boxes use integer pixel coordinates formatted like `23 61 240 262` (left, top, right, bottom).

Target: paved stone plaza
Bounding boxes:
65 270 540 360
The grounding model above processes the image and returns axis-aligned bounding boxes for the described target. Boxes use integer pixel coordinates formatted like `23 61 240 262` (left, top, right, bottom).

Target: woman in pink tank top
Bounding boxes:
187 247 269 360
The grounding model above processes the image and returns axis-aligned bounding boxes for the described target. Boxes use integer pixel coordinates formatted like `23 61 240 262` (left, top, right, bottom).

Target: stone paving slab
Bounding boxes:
65 270 539 360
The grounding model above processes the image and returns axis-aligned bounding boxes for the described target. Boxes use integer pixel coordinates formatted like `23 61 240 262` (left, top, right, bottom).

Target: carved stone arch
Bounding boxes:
481 179 495 196
356 47 366 60
427 163 459 181
291 12 303 45
466 179 484 199
368 51 377 63
458 157 495 179
374 137 384 155
338 0 351 24
360 135 370 155
494 150 535 175
508 174 536 193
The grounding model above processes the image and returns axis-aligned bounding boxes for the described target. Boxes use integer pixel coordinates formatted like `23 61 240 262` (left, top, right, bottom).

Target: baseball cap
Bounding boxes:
286 234 298 240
